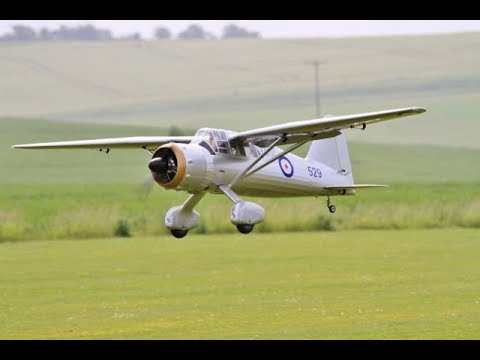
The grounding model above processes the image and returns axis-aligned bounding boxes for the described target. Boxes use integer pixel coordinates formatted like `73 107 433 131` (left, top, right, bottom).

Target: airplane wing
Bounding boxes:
229 107 426 145
12 136 194 151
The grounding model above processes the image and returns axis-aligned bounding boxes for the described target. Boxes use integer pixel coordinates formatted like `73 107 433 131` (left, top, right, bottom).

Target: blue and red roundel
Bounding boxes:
278 156 294 178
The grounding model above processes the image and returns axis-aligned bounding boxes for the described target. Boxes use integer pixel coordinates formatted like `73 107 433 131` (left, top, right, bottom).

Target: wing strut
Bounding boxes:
243 137 311 178
229 136 313 188
228 137 283 187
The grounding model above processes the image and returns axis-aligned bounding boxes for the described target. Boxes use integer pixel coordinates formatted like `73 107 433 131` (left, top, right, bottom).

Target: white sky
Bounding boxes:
0 20 479 39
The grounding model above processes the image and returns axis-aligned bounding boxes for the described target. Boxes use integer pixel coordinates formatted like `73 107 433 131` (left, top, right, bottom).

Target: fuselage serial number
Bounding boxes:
307 166 322 178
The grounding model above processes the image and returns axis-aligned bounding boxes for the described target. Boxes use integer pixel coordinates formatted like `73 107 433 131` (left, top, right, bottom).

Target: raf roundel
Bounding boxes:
278 156 294 178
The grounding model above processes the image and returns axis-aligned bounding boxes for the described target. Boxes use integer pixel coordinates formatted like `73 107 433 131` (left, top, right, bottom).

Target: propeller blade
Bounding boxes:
137 173 155 199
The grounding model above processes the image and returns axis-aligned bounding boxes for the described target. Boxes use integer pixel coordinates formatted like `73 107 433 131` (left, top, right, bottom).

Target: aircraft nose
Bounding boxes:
148 157 167 172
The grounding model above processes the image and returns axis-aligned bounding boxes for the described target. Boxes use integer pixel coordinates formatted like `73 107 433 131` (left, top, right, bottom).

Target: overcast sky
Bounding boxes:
1 20 479 39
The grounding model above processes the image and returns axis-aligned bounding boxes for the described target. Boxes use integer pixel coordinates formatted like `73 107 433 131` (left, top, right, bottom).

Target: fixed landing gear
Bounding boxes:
165 192 206 239
236 224 254 234
217 185 264 236
171 229 188 238
327 196 336 214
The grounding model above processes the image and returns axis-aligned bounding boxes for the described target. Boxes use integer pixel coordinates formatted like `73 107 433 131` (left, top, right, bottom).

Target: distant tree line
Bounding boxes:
0 24 115 41
0 23 260 41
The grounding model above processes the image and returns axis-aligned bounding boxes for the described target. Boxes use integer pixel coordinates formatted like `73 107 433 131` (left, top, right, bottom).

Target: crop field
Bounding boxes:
1 33 479 339
1 116 479 241
0 182 479 241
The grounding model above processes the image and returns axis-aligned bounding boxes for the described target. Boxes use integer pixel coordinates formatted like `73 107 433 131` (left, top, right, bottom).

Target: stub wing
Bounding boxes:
12 136 194 151
324 184 389 195
229 107 426 145
324 184 389 190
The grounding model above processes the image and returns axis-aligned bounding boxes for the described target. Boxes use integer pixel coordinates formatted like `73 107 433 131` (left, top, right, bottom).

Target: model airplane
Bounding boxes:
13 107 426 238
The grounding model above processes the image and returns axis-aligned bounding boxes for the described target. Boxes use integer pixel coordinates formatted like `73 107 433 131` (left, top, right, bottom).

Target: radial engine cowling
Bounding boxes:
148 143 213 193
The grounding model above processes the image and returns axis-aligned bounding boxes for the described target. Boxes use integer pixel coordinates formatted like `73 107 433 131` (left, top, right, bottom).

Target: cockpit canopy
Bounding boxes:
192 128 246 156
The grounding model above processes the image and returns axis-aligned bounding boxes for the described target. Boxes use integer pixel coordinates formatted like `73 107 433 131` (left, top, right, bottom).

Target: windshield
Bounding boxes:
192 128 246 157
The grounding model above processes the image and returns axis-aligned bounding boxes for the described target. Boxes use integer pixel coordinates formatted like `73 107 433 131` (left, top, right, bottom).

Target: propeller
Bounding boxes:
138 151 178 199
148 157 168 172
137 173 155 199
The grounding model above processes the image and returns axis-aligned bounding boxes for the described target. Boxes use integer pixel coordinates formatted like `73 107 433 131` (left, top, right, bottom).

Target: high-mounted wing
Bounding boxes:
229 107 426 145
12 136 194 151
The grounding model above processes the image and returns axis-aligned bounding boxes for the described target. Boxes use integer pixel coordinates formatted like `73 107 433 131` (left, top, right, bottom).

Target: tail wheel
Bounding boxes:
171 229 188 238
327 196 336 214
236 224 254 234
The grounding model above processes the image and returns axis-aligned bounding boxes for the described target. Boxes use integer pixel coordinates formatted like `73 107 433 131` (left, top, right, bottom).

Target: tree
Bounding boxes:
154 27 171 40
46 24 113 41
222 24 260 39
0 23 138 42
12 25 37 41
178 24 208 40
71 25 112 41
121 32 142 41
39 28 54 40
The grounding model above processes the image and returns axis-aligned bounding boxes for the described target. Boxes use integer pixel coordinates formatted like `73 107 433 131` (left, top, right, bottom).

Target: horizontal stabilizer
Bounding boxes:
324 184 389 190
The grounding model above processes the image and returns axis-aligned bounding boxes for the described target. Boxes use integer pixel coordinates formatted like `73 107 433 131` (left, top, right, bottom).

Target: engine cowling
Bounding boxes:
148 143 213 193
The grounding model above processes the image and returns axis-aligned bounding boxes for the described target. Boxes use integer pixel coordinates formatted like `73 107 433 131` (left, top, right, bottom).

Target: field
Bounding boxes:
1 34 480 150
1 182 479 241
1 229 479 339
1 33 479 339
2 117 480 185
1 116 479 241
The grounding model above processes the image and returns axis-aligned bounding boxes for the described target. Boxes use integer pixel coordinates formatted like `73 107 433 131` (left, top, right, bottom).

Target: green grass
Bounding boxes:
1 183 479 242
1 229 479 339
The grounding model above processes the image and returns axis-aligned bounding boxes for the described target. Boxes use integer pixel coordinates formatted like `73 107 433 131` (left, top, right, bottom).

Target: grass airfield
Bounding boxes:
1 229 479 339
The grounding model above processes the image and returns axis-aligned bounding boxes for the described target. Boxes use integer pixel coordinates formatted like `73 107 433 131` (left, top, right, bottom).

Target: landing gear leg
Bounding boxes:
327 196 336 214
165 192 206 238
218 185 265 235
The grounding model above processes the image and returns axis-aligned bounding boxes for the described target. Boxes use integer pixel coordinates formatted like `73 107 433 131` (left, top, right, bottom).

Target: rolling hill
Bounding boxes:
1 33 480 149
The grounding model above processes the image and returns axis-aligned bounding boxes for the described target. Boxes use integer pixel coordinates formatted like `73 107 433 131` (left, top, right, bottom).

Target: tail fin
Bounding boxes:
306 132 353 183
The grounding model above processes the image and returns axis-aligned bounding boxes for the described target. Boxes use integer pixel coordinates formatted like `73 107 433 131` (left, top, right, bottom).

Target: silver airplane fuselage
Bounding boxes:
173 141 353 198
